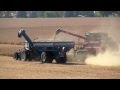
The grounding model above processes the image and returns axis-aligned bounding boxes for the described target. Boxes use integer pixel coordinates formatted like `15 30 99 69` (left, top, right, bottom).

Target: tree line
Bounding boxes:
0 11 120 18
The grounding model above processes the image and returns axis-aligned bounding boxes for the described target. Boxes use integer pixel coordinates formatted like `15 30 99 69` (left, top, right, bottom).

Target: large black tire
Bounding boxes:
46 54 53 63
55 53 67 64
18 52 21 60
27 51 32 61
13 52 18 60
41 52 53 63
21 51 27 61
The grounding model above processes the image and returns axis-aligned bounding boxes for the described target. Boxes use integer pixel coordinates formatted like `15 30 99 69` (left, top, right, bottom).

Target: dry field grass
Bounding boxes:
0 18 120 79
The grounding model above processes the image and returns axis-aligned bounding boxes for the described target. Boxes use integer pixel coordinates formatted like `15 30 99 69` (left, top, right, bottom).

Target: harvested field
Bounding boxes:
0 44 22 56
0 18 120 79
0 18 120 44
0 56 120 79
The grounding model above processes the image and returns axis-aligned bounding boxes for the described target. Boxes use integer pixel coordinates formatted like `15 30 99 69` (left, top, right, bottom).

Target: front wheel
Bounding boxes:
41 52 53 63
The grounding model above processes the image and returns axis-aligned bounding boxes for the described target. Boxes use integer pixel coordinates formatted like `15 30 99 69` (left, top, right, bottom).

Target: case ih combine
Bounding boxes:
13 29 75 63
56 29 118 57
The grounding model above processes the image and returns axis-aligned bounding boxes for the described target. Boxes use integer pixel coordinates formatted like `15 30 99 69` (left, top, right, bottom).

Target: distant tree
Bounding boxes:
65 11 74 17
54 11 62 17
64 11 95 17
16 11 27 18
44 11 52 17
3 11 13 18
99 11 113 17
112 11 120 17
94 11 102 17
37 11 45 17
0 11 4 18
74 11 80 17
0 11 13 18
2 11 119 18
86 11 94 17
56 11 65 17
29 11 37 18
77 11 94 17
117 11 120 16
44 11 61 17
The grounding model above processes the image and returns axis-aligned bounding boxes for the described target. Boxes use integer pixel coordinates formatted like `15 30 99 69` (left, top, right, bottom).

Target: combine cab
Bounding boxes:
83 32 107 54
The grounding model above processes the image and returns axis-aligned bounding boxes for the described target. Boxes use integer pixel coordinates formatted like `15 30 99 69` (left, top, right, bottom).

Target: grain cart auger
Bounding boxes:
13 29 75 64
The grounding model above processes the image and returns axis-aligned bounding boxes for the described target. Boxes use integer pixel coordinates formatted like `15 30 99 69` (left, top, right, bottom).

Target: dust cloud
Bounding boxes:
85 19 120 67
85 49 120 66
67 49 76 62
85 43 120 67
71 36 119 66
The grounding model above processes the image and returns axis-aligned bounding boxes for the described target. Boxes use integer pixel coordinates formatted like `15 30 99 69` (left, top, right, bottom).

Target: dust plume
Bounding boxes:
84 18 120 66
85 49 120 66
67 49 76 62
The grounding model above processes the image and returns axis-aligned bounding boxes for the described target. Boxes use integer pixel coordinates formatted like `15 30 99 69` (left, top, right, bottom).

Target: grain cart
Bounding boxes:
13 29 75 63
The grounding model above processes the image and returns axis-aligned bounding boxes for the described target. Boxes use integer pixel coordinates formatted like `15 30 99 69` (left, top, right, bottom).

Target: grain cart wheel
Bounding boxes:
41 52 47 63
55 53 67 64
46 54 53 63
21 51 27 61
41 52 53 63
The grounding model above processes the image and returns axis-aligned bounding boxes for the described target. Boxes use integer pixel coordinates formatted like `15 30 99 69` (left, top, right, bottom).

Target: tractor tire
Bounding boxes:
41 52 53 63
55 53 67 64
21 51 27 61
27 51 32 61
41 52 46 63
13 52 18 60
18 53 21 60
46 55 53 63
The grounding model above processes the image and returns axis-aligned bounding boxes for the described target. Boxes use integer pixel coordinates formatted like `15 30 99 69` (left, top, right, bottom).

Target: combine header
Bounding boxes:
13 29 75 63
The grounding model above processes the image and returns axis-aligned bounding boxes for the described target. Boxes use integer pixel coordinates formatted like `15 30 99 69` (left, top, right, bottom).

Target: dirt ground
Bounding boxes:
0 56 120 79
0 18 120 79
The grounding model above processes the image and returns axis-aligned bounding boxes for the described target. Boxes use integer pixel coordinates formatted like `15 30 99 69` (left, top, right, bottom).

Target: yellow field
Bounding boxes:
0 56 120 79
0 18 120 79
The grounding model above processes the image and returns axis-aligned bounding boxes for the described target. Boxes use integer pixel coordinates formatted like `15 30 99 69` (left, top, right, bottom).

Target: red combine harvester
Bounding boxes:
56 29 118 60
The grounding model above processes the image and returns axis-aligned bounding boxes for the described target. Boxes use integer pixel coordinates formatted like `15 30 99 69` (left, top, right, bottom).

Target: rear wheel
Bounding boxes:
55 53 67 64
21 51 27 61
